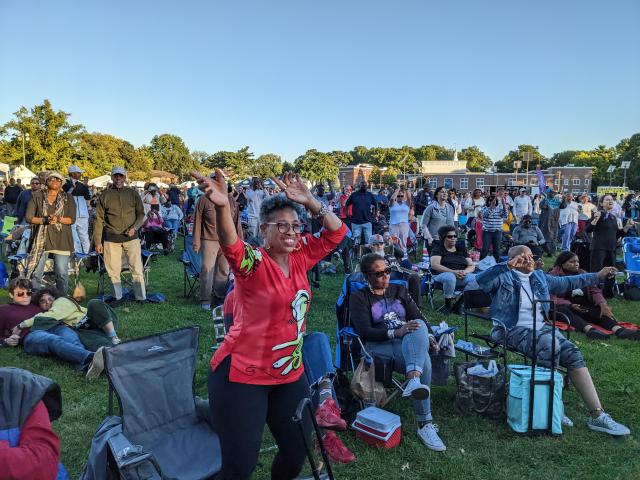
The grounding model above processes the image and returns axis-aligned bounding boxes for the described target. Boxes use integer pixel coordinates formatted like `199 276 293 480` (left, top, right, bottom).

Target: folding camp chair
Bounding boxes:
181 234 201 298
103 326 221 479
334 273 410 406
619 236 640 294
457 290 570 380
95 249 156 297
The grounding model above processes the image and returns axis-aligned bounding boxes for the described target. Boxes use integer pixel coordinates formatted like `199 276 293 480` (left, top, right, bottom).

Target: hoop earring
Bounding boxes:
294 241 302 251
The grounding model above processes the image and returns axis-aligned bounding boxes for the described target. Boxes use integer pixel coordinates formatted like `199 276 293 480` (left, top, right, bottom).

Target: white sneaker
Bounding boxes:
562 415 574 427
402 377 430 400
86 347 105 380
587 412 631 436
417 423 446 452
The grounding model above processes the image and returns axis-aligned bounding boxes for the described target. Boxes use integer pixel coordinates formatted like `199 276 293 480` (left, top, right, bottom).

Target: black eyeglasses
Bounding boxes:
14 290 32 297
265 222 306 234
445 235 457 239
367 268 391 278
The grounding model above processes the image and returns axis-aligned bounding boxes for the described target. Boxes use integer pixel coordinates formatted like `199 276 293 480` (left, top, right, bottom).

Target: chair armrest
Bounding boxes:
107 432 161 477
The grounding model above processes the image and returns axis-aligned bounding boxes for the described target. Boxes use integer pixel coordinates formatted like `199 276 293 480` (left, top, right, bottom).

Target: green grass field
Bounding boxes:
1 251 639 480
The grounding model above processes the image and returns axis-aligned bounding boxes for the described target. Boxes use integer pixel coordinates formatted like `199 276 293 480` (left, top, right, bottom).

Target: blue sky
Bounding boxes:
1 0 638 163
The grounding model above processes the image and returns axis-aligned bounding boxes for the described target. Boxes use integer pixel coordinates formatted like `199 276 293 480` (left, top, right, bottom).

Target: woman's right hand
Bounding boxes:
191 170 230 208
193 243 200 253
396 320 422 337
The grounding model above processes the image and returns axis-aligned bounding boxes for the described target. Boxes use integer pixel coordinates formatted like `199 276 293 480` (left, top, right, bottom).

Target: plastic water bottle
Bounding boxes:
422 246 430 269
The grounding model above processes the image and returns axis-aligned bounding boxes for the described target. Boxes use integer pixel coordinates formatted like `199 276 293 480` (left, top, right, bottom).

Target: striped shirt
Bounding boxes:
480 205 508 231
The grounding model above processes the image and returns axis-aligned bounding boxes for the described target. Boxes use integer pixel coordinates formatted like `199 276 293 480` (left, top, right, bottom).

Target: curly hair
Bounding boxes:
360 253 387 274
32 287 61 305
259 193 306 224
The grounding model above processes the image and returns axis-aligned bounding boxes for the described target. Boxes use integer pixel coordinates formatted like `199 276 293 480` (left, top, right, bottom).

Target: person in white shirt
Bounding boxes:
161 200 184 234
245 178 270 239
577 194 596 234
63 165 91 253
560 193 580 251
513 188 533 223
463 189 485 224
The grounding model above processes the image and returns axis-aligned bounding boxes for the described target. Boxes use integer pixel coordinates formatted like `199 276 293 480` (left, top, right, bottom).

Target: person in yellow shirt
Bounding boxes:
13 288 120 378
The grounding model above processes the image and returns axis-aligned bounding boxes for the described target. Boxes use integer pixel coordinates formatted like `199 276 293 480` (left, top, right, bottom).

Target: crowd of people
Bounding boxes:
1 169 640 479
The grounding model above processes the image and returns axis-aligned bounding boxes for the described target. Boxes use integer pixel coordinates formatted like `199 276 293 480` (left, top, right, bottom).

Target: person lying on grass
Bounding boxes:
0 277 43 347
548 251 640 341
11 287 120 379
477 245 631 436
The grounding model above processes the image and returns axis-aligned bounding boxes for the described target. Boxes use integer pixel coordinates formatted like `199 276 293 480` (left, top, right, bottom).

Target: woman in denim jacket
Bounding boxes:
476 245 631 436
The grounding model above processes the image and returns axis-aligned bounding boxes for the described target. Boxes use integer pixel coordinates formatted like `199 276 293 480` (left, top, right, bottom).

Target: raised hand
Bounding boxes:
272 172 315 208
191 170 230 208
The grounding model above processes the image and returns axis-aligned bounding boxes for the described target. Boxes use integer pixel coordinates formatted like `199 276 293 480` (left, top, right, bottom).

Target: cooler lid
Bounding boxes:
355 406 401 432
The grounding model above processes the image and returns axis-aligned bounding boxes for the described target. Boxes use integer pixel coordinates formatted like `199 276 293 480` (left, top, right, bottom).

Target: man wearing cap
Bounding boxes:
513 188 533 224
63 165 92 254
93 166 147 303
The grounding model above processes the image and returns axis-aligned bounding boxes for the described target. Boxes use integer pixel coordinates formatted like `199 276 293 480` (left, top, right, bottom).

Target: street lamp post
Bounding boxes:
621 161 631 187
523 152 532 187
513 160 522 186
606 165 616 186
21 132 29 168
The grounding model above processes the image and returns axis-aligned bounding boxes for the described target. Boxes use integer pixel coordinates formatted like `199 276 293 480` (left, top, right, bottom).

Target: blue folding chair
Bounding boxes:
181 234 202 298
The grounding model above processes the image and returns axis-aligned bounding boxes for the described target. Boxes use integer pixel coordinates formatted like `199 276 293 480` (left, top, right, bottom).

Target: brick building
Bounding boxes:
339 160 593 194
338 164 375 187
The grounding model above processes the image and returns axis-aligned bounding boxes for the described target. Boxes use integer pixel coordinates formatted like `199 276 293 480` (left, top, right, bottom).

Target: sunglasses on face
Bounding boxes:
14 290 32 297
367 268 391 278
445 235 457 239
265 222 306 234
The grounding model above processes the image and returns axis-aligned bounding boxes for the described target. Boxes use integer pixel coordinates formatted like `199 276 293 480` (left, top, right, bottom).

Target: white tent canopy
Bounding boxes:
88 174 112 188
10 165 37 184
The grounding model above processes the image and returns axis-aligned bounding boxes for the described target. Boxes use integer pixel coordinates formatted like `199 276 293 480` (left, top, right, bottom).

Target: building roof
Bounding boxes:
149 170 179 179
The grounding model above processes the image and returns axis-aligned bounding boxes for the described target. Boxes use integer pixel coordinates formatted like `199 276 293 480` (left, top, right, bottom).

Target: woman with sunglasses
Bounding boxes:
25 171 76 293
0 278 43 347
192 170 346 480
349 253 446 452
431 225 476 314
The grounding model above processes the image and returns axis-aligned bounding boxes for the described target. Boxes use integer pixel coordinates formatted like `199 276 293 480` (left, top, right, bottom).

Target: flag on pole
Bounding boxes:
536 168 546 190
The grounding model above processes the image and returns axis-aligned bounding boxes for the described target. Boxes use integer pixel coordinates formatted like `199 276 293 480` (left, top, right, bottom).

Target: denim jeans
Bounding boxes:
72 216 91 254
366 323 432 422
164 219 180 234
433 272 477 298
32 252 70 293
23 324 93 368
561 222 577 251
302 332 335 388
351 222 373 245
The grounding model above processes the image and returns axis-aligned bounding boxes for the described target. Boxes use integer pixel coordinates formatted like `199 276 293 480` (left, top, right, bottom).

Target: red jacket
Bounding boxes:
0 401 61 480
547 266 606 307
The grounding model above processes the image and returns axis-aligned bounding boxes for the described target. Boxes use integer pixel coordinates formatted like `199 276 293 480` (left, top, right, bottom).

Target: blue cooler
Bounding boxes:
507 365 564 435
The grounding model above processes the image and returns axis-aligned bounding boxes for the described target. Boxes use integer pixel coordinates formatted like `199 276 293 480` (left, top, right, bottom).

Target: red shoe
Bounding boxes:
322 431 356 464
315 399 347 431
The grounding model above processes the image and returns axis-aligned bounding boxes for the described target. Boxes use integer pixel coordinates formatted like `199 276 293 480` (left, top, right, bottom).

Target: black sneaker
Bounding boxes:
615 328 640 340
108 298 127 308
585 328 610 340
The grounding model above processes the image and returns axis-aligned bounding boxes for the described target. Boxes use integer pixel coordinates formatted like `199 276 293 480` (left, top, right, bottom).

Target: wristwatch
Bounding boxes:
315 203 331 219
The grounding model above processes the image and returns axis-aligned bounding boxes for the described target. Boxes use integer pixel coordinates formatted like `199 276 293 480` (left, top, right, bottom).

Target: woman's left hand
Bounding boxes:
599 303 614 319
272 172 315 208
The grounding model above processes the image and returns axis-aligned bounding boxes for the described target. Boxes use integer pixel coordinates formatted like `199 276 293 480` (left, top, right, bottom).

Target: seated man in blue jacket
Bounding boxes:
476 245 630 436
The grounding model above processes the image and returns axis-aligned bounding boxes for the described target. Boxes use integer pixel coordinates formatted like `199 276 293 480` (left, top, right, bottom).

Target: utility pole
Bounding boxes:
607 165 615 186
513 160 522 186
523 151 532 187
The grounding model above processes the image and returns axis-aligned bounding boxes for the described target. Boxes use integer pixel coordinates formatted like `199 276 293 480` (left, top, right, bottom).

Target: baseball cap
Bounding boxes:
68 165 84 174
111 166 127 176
519 187 526 192
47 171 65 182
368 234 385 245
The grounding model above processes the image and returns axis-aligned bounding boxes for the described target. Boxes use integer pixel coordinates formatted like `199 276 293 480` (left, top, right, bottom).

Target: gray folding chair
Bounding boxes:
104 326 221 480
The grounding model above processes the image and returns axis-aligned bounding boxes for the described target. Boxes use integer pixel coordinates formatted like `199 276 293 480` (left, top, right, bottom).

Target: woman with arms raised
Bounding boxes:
193 170 346 480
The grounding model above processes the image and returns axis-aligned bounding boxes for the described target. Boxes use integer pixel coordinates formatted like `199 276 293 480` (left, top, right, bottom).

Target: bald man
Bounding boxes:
475 245 630 436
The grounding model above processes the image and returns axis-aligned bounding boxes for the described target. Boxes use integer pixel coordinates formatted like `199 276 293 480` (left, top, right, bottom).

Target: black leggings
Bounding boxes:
208 356 312 480
481 230 502 262
555 304 618 332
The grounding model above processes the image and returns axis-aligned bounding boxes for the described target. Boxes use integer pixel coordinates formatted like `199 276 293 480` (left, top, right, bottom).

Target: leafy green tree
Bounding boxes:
458 146 492 172
127 146 154 180
1 99 85 172
294 149 339 183
205 147 255 181
73 133 129 177
281 161 296 173
148 134 196 177
253 153 282 179
190 150 210 165
617 133 640 190
495 145 548 172
327 150 353 167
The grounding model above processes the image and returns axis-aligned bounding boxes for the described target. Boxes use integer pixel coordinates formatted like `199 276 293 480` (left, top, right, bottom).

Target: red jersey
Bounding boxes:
210 223 347 385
